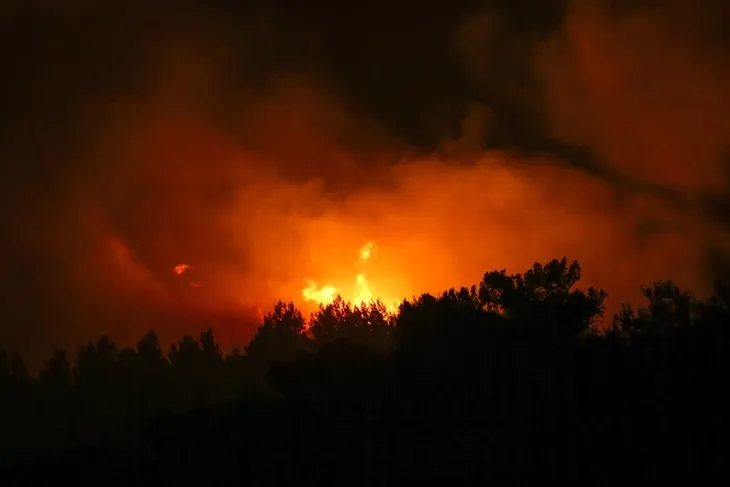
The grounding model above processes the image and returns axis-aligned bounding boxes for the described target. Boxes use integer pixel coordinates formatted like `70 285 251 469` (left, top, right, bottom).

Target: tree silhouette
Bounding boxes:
309 297 393 351
246 301 307 363
1 349 27 384
1 257 729 484
479 258 606 340
39 349 72 392
130 330 168 417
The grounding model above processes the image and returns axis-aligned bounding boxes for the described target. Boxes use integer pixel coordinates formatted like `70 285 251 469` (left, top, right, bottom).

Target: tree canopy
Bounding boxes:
1 257 729 484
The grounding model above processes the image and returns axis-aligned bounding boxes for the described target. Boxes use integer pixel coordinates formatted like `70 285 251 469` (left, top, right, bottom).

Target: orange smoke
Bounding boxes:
53 76 717 353
535 1 730 193
3 0 728 369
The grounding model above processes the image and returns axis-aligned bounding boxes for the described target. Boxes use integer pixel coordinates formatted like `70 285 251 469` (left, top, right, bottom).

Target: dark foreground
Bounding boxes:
2 260 729 485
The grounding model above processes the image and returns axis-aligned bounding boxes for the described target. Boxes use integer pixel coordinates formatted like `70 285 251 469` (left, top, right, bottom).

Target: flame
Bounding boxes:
359 241 374 262
302 280 338 305
174 264 202 289
353 273 372 304
174 264 190 275
301 241 397 312
353 241 375 303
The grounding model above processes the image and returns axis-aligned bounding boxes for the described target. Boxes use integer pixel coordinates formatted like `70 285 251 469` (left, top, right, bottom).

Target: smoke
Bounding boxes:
532 0 730 286
536 0 730 192
1 0 728 368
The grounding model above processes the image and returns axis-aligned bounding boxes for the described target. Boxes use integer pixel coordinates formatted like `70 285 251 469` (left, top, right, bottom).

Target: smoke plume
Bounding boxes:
1 0 728 368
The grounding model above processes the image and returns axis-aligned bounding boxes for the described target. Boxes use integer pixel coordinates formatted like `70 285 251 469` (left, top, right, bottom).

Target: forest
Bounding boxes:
1 258 728 485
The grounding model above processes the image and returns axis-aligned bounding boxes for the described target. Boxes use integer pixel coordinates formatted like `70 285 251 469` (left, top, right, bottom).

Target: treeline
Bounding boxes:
2 258 729 485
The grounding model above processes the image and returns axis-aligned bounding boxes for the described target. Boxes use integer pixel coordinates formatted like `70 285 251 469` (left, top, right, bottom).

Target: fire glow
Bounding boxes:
301 241 398 312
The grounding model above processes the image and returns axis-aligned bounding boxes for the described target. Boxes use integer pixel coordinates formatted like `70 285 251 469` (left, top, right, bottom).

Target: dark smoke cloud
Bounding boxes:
536 0 730 191
1 0 728 369
533 0 730 279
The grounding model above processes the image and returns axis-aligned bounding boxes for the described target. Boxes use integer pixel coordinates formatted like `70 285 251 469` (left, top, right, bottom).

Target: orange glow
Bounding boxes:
12 9 724 366
359 241 374 261
353 273 373 305
301 280 338 305
301 241 399 312
174 264 190 276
